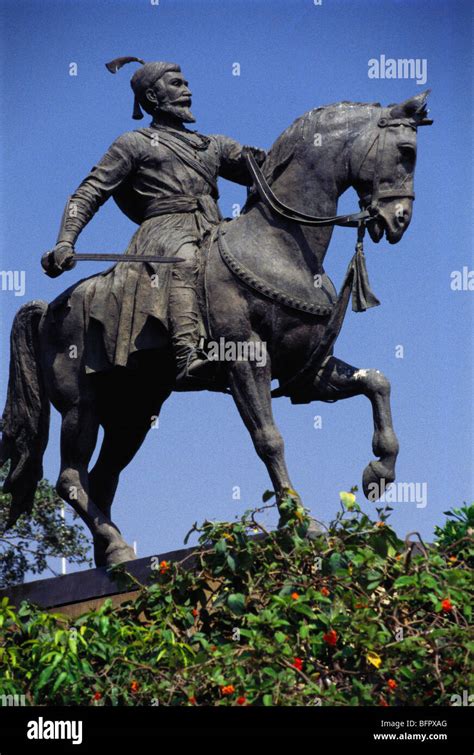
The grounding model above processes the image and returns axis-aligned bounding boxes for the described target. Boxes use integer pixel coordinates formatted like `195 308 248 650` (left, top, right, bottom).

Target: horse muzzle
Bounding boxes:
367 199 413 245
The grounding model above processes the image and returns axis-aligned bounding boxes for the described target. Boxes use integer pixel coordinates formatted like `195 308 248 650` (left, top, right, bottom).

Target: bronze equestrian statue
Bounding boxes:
0 57 432 567
41 57 267 389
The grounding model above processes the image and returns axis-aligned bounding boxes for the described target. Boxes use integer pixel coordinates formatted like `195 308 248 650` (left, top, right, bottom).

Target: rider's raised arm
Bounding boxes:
212 135 266 187
56 131 141 246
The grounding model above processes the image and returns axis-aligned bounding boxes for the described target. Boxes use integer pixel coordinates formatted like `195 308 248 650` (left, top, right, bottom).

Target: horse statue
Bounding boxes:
0 91 432 567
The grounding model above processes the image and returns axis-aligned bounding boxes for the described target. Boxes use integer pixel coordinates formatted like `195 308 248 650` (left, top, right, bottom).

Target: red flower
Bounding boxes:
192 608 199 617
441 598 453 612
159 560 170 574
293 657 303 671
291 592 299 600
387 679 397 691
236 696 247 705
320 587 330 597
221 684 235 695
188 695 197 705
92 691 102 701
323 629 338 646
130 680 139 693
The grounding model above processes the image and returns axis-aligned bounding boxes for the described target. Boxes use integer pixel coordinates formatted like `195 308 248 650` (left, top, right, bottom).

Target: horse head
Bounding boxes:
350 90 432 244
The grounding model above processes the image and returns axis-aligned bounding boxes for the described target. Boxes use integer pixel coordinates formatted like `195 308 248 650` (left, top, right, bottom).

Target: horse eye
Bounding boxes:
399 145 416 169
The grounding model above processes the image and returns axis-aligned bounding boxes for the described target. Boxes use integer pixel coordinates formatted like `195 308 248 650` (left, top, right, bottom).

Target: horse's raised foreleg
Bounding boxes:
56 403 137 567
227 352 298 521
312 356 399 500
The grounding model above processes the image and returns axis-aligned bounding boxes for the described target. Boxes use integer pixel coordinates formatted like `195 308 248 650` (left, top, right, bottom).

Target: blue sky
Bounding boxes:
0 0 472 576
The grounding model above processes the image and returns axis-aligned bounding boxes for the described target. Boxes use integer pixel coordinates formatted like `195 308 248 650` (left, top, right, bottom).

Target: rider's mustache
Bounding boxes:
165 93 192 105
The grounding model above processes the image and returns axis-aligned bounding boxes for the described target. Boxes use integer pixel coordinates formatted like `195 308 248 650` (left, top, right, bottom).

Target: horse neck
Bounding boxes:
259 109 357 264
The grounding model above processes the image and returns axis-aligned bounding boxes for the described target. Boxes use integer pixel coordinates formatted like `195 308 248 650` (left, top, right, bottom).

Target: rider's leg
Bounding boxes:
168 242 215 386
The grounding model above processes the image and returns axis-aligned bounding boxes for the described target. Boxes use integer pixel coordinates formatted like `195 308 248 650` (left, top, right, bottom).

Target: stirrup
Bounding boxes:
174 348 228 392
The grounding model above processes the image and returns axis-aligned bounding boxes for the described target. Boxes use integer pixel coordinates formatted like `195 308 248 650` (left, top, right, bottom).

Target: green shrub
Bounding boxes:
0 492 472 706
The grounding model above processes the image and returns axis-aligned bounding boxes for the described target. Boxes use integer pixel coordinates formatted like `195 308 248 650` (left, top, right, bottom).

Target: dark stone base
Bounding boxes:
0 545 197 619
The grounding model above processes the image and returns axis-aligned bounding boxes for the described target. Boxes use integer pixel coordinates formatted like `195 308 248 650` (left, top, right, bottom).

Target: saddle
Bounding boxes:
200 217 337 330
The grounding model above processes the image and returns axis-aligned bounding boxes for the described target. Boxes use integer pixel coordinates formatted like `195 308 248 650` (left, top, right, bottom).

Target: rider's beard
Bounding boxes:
157 102 196 124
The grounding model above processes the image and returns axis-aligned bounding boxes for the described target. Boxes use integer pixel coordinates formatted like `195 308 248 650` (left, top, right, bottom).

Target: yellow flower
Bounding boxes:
367 651 382 669
339 491 356 510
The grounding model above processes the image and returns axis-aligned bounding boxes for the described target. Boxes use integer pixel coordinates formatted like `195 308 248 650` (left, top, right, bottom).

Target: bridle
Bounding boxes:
355 111 418 215
243 107 432 230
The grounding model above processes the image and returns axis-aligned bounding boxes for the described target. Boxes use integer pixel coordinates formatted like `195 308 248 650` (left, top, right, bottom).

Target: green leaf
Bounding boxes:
52 671 68 693
215 538 227 554
394 575 416 588
262 666 278 678
329 552 347 574
292 603 316 619
367 580 382 591
37 665 55 690
227 593 245 616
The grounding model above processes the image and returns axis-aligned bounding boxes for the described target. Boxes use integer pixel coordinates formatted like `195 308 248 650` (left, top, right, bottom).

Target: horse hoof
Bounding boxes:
362 461 394 501
104 543 137 566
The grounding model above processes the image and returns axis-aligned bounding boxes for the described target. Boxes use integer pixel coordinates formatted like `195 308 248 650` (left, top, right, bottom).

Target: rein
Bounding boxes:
244 149 371 228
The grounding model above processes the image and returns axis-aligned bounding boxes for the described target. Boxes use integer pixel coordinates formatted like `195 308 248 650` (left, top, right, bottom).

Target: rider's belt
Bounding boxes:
143 194 216 221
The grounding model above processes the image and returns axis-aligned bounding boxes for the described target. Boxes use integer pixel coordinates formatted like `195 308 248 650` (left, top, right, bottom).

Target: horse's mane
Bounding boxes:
262 101 382 185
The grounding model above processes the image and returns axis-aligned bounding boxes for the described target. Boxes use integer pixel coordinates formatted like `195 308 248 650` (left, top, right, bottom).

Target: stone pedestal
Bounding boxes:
0 545 197 619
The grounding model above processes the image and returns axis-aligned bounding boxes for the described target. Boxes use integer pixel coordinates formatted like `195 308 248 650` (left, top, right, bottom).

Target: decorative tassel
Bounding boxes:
350 224 381 312
132 94 144 120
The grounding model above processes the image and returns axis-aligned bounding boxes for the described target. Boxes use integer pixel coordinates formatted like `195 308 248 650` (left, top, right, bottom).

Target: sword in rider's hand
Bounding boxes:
41 249 185 276
42 196 185 271
70 253 185 263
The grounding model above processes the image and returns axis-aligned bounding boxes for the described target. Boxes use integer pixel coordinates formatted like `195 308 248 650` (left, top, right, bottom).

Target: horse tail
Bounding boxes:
0 300 50 529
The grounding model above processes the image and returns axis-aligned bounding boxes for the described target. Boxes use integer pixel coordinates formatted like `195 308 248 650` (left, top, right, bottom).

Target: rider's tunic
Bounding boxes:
57 124 259 370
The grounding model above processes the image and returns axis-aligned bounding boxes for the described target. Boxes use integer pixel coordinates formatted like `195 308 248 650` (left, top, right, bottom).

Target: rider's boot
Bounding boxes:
168 261 217 390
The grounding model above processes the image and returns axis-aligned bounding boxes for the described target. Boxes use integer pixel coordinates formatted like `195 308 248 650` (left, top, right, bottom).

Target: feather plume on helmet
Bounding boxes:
105 56 183 120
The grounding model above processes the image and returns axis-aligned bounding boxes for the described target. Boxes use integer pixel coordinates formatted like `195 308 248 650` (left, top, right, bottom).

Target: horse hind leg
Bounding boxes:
56 402 136 567
88 417 153 563
311 356 399 501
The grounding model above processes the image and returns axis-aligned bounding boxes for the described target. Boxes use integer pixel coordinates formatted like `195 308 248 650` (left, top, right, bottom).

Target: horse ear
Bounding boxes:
389 89 431 120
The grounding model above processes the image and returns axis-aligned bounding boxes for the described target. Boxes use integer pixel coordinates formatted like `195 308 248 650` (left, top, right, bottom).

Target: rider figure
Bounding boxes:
42 57 266 387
